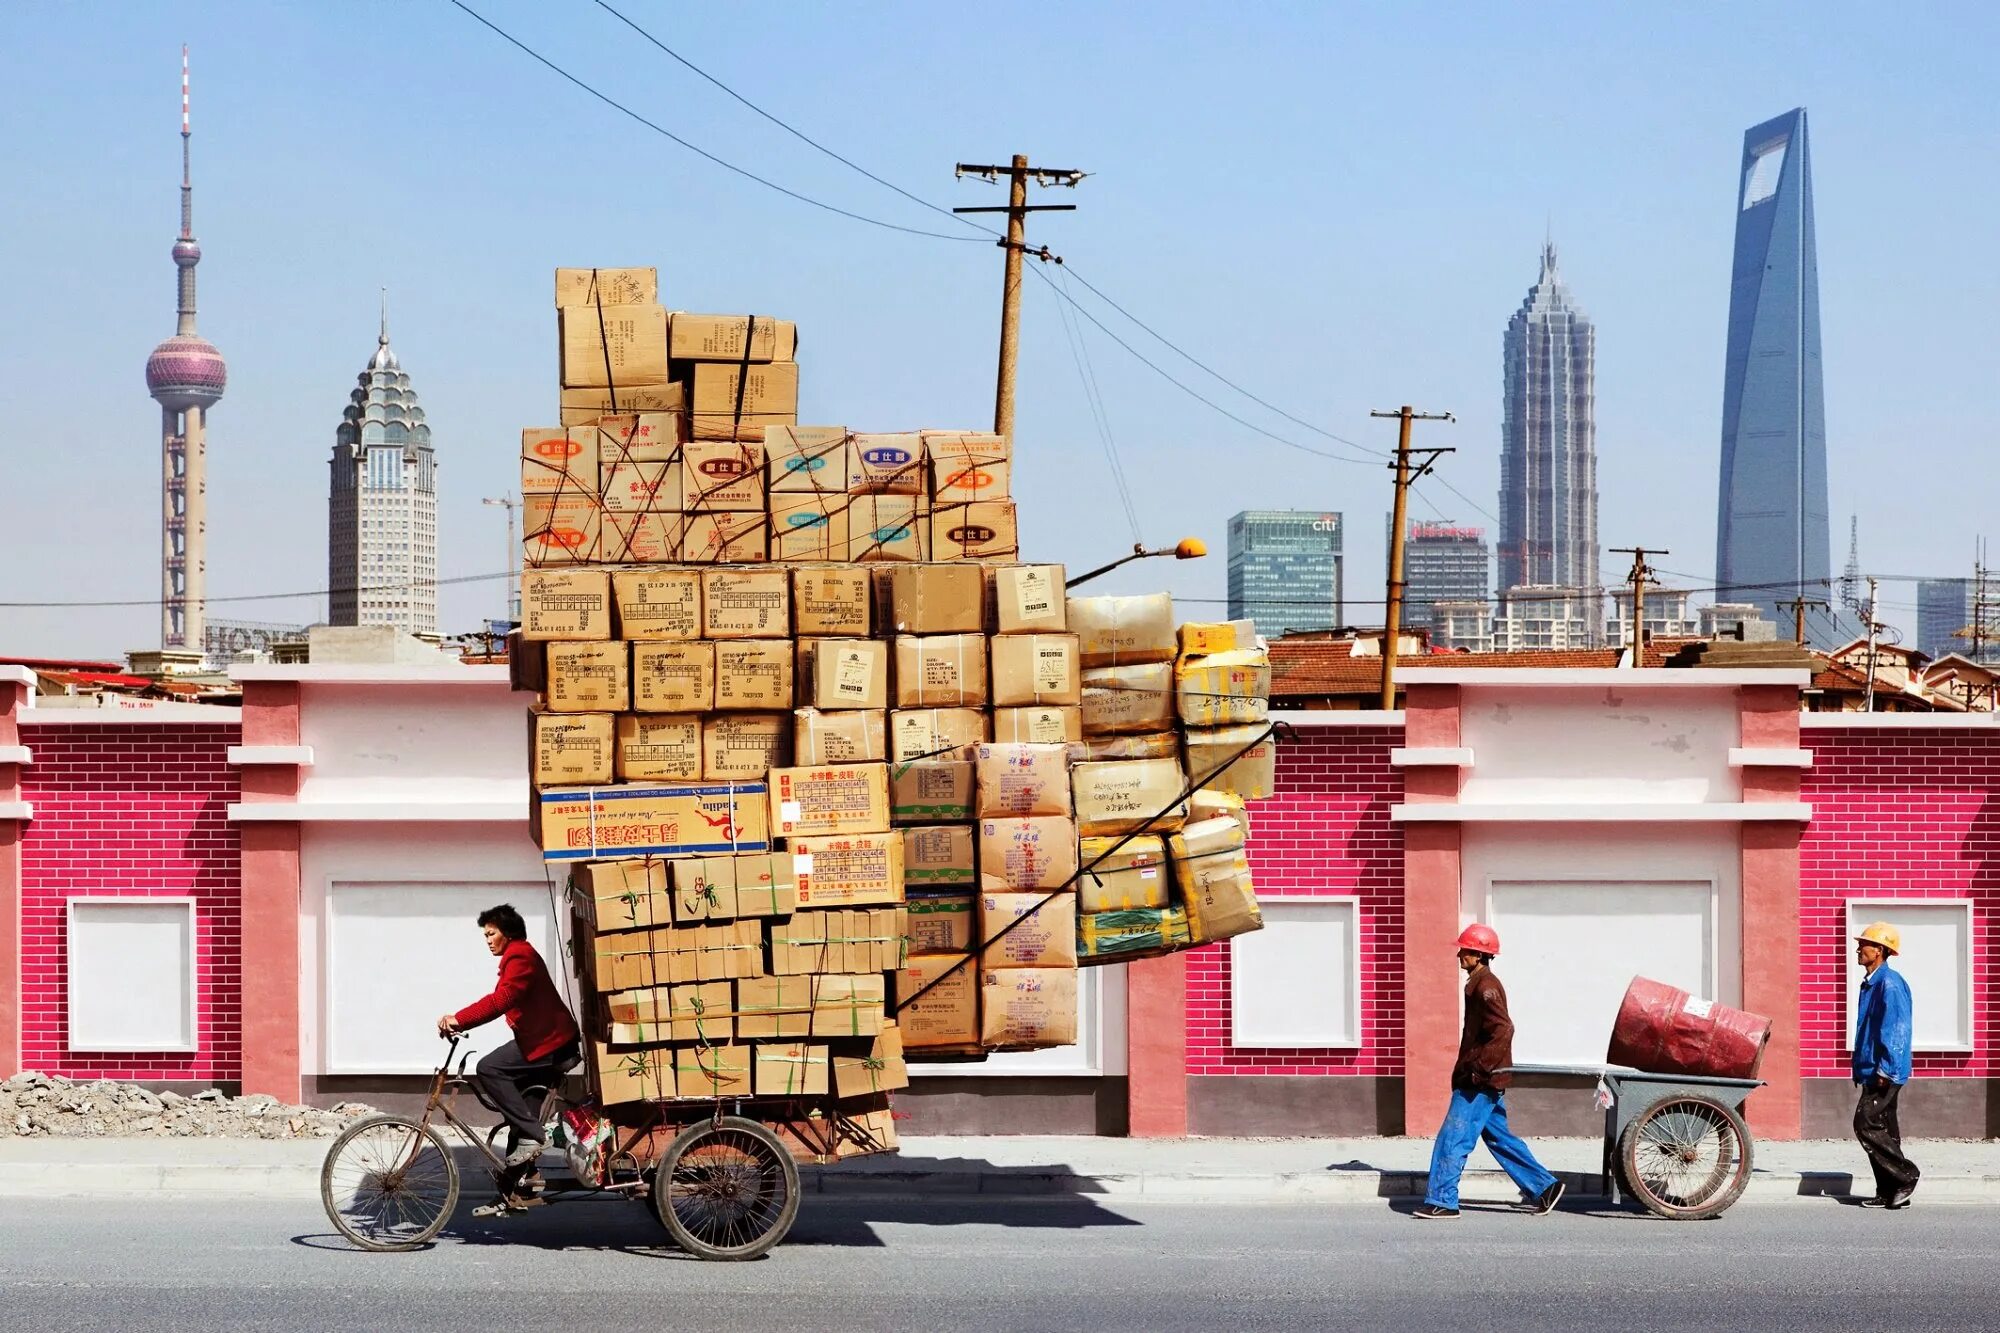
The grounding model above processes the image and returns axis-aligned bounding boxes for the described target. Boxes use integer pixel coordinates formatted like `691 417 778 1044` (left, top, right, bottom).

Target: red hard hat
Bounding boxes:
1456 923 1500 956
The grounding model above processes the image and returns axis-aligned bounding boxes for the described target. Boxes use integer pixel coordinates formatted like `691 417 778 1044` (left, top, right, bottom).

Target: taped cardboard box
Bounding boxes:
811 973 887 1039
593 935 663 992
1072 732 1180 762
847 433 925 494
979 893 1078 969
1175 649 1272 727
532 779 769 861
658 920 766 983
1177 618 1261 660
576 858 672 932
670 313 797 363
604 985 673 1025
903 824 976 891
615 714 702 782
922 431 1011 503
769 492 849 562
523 492 602 567
886 563 987 635
1068 592 1176 668
767 426 851 495
1078 906 1193 963
675 1044 754 1098
735 975 814 1039
1180 849 1261 945
931 501 1019 562
613 568 701 641
793 707 887 765
556 266 657 308
669 855 740 922
889 707 987 763
792 831 904 908
633 640 715 712
974 742 1073 818
993 705 1082 745
713 640 792 710
702 713 790 782
978 816 1080 891
1183 723 1277 800
990 564 1067 633
521 427 601 497
522 569 612 641
768 763 891 837
1077 834 1170 913
682 511 768 563
980 967 1078 1047
666 980 735 1043
531 710 614 786
731 850 799 918
1189 788 1251 842
1080 662 1175 736
560 303 669 388
701 568 790 638
896 955 980 1049
905 893 974 953
600 511 682 564
893 634 989 708
601 459 680 513
595 1043 674 1106
847 495 925 562
792 566 871 636
545 641 629 713
595 412 684 466
991 633 1080 707
805 638 887 710
890 757 975 823
832 1024 909 1099
1072 757 1189 837
560 382 684 427
680 441 767 513
753 1042 829 1097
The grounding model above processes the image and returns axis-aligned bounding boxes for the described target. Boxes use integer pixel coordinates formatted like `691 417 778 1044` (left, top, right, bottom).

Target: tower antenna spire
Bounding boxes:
379 286 389 345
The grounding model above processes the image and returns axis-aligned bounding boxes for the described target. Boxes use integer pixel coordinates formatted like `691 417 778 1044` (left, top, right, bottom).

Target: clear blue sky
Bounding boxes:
6 0 1996 656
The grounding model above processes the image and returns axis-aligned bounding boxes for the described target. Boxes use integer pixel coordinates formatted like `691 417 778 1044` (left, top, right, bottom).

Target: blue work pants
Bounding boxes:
1424 1088 1556 1210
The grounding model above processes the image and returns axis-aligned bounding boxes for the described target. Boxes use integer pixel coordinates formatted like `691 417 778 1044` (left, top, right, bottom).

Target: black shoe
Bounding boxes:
1531 1181 1565 1215
1886 1185 1916 1209
1413 1204 1459 1220
1859 1196 1890 1208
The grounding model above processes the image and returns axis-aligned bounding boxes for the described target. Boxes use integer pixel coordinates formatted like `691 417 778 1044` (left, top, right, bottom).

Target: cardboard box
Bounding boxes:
974 742 1073 818
601 459 680 513
895 955 979 1049
792 566 871 636
905 893 974 954
735 975 814 1040
612 568 701 641
545 641 629 713
1174 831 1262 945
811 973 887 1039
531 710 614 786
990 564 1066 634
990 633 1081 707
753 1041 829 1097
847 432 925 494
1078 906 1193 963
889 707 987 763
768 913 829 976
523 492 602 566
980 967 1077 1047
894 635 989 708
993 706 1082 745
793 708 886 765
616 713 702 782
508 629 545 694
592 934 663 993
713 639 793 710
1072 758 1189 837
679 440 766 513
978 816 1080 891
792 831 904 908
766 426 850 494
682 511 767 562
769 763 891 837
890 758 975 823
687 360 799 423
800 638 885 711
833 1024 909 1099
666 980 735 1043
595 1043 673 1106
600 511 683 564
830 1105 900 1157
577 858 672 933
847 496 924 562
521 427 601 497
604 985 673 1025
903 824 976 891
930 501 1019 562
532 779 769 861
1077 834 1169 913
1175 649 1272 727
731 850 799 918
559 382 685 427
1189 788 1251 842
1080 662 1176 735
656 920 765 983
670 312 797 363
1072 732 1180 762
702 713 790 782
843 907 907 973
886 564 986 634
595 413 683 466
632 640 715 713
521 569 612 641
670 855 740 922
1184 723 1277 800
561 303 669 388
701 568 790 638
980 893 1078 969
769 492 849 562
1068 592 1177 668
1178 618 1260 659
923 431 1011 503
674 1044 753 1098
556 266 656 308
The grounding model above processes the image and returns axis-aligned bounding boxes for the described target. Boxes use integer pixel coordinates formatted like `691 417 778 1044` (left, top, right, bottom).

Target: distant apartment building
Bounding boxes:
1391 519 1490 647
1227 510 1343 639
1700 602 1778 643
1493 586 1596 652
1917 579 2000 663
1605 585 1700 650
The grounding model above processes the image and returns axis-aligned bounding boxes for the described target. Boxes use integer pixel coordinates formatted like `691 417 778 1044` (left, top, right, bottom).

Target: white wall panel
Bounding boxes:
1845 900 1973 1052
68 899 196 1052
1230 899 1360 1047
1459 686 1736 804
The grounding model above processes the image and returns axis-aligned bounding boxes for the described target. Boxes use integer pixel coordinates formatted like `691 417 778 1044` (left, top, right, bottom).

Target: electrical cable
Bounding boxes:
1 569 508 610
1046 266 1141 542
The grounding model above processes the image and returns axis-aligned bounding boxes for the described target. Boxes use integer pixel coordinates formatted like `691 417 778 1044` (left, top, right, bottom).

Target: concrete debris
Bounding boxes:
0 1074 373 1139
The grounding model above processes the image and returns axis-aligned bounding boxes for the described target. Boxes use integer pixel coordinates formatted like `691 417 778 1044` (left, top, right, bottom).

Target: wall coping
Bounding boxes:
228 800 526 823
227 746 315 766
231 664 513 685
0 666 35 688
1391 801 1812 823
0 801 31 820
1269 709 1404 727
1390 747 1473 768
1407 668 1810 687
1729 747 1812 768
0 745 29 765
1801 713 2000 729
20 704 242 724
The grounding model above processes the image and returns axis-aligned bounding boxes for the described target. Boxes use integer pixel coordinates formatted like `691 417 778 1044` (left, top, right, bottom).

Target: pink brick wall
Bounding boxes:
17 723 243 1083
1801 728 2000 1079
1187 724 1404 1076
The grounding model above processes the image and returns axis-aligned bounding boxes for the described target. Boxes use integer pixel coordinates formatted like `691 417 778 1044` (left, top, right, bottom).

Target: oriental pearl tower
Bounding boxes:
144 47 226 650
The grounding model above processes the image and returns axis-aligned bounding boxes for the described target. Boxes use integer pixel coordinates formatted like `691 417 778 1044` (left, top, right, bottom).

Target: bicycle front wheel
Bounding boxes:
322 1114 461 1251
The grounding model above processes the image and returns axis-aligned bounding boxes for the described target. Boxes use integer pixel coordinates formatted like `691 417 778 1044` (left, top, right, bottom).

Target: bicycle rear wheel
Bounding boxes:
322 1114 461 1251
652 1116 800 1260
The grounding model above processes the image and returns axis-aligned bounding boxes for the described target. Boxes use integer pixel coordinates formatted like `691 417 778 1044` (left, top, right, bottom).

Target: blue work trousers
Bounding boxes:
1424 1088 1557 1210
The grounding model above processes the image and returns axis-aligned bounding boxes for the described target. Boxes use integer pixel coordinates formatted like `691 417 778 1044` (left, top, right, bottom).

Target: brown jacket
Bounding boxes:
1452 965 1514 1092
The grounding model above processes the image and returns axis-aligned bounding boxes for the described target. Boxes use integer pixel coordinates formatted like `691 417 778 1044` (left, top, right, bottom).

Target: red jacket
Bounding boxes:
455 938 579 1062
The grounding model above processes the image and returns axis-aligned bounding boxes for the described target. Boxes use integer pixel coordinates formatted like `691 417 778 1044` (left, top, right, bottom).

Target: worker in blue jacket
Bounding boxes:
1852 921 1919 1209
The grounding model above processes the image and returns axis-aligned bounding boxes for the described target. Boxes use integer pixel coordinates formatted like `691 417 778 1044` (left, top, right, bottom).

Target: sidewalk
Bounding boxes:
3 1135 1997 1202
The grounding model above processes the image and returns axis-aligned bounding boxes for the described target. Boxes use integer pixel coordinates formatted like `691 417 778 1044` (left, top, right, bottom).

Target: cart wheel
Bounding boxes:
321 1114 461 1251
1618 1096 1753 1220
651 1116 800 1261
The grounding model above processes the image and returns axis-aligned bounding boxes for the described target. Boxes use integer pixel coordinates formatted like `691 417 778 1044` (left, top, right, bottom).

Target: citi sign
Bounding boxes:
1311 516 1340 533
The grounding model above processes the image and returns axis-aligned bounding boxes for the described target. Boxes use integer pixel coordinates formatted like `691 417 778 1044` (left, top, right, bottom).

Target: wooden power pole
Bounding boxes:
954 156 1084 441
1611 547 1664 666
1778 596 1829 646
1371 406 1454 709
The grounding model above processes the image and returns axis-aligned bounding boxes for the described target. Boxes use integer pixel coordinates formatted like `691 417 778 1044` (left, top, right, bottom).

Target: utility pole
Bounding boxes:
1778 596 1829 646
1610 547 1664 666
1863 577 1881 712
482 496 519 623
1371 406 1455 708
954 156 1084 441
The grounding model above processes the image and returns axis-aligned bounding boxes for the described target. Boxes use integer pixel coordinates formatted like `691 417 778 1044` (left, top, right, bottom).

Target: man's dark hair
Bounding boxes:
477 904 528 941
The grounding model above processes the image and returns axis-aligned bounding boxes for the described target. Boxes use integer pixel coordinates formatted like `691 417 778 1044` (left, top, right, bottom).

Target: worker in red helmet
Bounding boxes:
1413 923 1565 1220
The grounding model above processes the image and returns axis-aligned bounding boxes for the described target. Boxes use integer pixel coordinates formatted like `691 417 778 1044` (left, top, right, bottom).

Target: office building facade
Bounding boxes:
1398 521 1491 647
1227 510 1343 639
328 310 438 636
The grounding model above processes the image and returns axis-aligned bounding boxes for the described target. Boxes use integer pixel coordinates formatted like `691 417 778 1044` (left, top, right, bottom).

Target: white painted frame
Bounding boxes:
1843 898 1975 1054
1228 896 1362 1048
66 897 198 1053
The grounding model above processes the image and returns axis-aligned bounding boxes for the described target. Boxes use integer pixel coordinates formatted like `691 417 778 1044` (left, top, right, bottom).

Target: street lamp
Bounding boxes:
1065 538 1207 589
482 496 519 623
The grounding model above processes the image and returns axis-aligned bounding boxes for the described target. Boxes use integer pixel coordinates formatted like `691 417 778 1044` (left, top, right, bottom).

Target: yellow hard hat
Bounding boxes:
1855 921 1901 955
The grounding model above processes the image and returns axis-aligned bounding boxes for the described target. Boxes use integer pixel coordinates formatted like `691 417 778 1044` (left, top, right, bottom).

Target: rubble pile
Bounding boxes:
0 1072 374 1139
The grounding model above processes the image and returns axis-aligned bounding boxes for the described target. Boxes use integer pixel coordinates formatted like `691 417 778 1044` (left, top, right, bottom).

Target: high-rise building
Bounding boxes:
328 303 438 636
1395 520 1491 646
1917 579 2000 663
1498 241 1599 627
1227 510 1342 639
1715 109 1836 642
144 49 227 650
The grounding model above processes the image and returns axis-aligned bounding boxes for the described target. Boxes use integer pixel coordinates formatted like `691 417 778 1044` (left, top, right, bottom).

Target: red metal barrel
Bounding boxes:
1605 976 1771 1079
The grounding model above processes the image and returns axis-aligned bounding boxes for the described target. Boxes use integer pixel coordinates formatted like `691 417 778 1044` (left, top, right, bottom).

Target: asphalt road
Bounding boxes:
1 1193 1995 1331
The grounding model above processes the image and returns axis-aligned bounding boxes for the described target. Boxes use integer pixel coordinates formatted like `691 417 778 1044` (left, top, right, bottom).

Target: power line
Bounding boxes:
2 570 509 611
1046 265 1141 542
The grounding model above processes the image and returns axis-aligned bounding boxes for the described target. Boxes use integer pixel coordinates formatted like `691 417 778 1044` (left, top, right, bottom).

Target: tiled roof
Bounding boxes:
1268 639 1694 697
